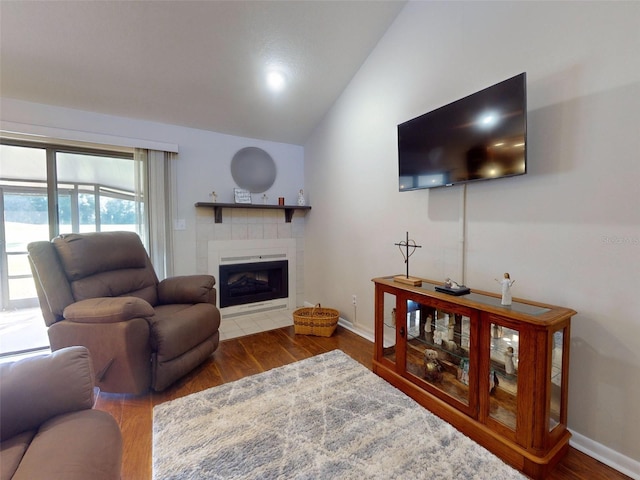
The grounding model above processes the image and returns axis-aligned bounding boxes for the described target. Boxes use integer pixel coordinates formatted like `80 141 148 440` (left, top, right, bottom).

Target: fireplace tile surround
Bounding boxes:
196 207 305 333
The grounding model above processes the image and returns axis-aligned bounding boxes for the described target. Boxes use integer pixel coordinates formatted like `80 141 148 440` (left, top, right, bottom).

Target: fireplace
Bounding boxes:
208 238 297 317
219 260 288 308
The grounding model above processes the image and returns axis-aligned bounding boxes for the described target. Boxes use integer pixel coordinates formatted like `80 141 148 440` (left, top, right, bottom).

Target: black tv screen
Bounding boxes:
398 73 527 190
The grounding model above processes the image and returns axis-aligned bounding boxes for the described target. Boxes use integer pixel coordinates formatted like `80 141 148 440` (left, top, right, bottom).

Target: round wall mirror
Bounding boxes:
230 147 277 193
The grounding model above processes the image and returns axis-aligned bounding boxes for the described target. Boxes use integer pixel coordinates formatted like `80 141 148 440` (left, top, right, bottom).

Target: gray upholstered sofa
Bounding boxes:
0 346 122 480
27 231 221 394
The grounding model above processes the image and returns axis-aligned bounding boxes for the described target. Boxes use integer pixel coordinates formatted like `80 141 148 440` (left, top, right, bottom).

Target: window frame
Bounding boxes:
0 138 138 309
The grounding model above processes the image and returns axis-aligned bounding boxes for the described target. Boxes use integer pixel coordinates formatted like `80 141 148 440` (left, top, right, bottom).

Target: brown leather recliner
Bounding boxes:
0 346 122 480
27 231 221 394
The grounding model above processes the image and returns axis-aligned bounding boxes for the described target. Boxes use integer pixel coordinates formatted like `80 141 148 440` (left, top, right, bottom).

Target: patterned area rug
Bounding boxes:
153 350 526 480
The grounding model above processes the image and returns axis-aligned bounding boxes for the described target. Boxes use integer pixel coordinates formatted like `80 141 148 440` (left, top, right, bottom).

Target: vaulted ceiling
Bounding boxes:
0 1 405 145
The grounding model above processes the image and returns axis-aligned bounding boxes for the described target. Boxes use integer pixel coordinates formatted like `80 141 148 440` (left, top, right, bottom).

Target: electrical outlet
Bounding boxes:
352 294 357 306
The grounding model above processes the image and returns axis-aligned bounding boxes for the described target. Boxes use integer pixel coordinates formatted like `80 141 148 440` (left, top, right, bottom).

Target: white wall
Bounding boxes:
304 1 640 474
0 98 304 275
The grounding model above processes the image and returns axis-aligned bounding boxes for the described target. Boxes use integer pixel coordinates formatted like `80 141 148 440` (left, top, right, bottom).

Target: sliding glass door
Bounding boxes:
0 144 49 310
56 150 141 235
0 140 139 357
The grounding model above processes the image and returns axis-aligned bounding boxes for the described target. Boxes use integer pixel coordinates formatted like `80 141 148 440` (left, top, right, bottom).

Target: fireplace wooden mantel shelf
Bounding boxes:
195 202 311 223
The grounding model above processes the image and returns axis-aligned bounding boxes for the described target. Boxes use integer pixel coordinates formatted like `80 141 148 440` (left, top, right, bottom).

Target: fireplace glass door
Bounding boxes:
219 260 288 308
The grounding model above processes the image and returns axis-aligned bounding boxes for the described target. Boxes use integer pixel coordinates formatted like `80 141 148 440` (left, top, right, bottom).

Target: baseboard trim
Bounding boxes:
332 309 640 480
337 317 375 342
300 302 376 343
570 430 639 479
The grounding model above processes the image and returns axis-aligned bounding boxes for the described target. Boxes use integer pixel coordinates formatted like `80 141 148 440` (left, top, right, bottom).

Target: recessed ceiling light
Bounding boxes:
266 70 286 92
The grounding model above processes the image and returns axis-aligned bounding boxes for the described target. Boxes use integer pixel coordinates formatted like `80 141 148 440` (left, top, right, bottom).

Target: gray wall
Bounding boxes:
303 1 640 473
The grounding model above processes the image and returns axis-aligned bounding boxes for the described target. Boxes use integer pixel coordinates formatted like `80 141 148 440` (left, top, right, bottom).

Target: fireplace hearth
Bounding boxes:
219 260 288 308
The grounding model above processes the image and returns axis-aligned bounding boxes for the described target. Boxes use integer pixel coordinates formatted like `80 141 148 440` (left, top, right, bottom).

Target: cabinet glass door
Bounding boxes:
404 300 472 407
381 292 398 367
488 323 520 430
549 328 565 431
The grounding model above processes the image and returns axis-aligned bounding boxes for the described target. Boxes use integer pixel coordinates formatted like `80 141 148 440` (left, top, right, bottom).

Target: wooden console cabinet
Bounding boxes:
373 276 576 479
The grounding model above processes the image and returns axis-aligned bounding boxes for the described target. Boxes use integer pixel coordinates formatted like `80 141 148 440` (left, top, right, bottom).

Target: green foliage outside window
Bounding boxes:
4 193 136 225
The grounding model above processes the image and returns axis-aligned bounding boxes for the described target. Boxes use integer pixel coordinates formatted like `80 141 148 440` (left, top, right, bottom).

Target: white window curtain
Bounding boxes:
134 148 175 279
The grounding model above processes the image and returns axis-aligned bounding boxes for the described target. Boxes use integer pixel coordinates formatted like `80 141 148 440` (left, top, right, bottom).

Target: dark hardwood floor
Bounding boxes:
95 326 631 480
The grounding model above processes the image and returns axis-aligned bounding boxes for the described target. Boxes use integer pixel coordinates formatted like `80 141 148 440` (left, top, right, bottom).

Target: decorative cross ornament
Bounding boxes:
393 232 423 286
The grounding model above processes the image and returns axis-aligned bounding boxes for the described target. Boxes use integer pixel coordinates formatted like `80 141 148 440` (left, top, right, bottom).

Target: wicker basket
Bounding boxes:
293 304 339 337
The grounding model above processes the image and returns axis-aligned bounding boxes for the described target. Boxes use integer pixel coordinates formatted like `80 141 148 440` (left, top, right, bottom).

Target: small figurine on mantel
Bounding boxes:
297 189 305 206
262 193 269 205
210 191 217 203
495 272 516 306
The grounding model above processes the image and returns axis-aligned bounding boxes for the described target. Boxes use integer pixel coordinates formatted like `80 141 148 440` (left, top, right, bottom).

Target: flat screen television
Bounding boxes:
398 73 527 191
